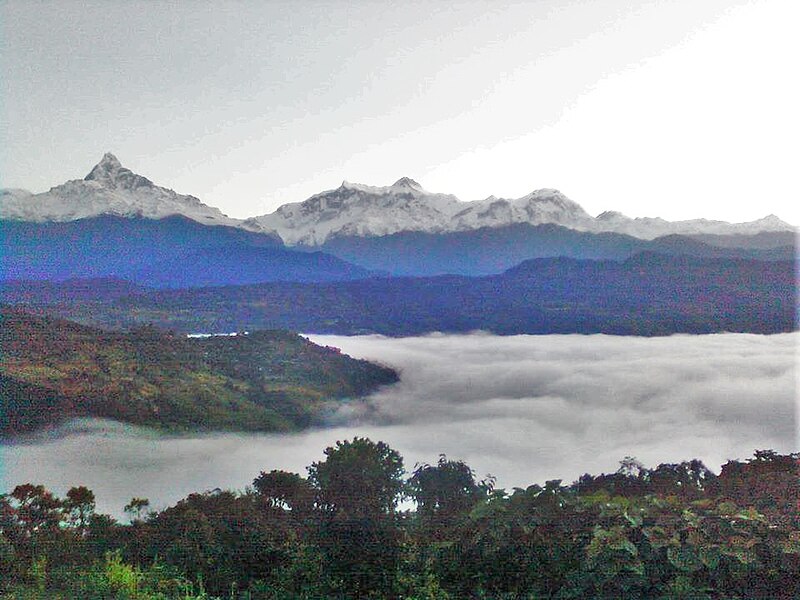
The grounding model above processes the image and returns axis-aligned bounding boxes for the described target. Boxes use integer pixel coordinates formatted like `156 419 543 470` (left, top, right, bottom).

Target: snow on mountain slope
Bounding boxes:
246 179 604 245
249 178 793 245
244 178 463 245
593 211 794 239
452 189 595 232
2 155 793 243
0 188 34 202
0 153 243 227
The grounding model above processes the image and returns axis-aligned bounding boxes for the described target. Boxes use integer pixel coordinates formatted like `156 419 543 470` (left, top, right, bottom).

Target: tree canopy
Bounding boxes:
1 441 798 599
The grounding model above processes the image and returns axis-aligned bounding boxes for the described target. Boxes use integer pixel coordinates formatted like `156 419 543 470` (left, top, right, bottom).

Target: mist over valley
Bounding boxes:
3 3 799 596
2 331 794 519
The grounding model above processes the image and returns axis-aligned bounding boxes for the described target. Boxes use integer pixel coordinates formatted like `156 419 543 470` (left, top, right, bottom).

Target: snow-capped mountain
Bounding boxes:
246 179 601 245
2 155 794 244
0 153 242 227
451 189 595 232
243 178 464 245
247 179 793 245
593 211 793 239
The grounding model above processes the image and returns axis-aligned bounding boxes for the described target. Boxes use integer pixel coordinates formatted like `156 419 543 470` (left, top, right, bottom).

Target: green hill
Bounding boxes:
0 307 398 436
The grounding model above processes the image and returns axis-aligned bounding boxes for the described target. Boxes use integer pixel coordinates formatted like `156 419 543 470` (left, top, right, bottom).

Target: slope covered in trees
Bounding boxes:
0 309 398 436
1 440 797 599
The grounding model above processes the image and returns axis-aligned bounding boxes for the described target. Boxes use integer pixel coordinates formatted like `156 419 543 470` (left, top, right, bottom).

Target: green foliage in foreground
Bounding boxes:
1 441 798 599
0 308 398 436
1 552 213 599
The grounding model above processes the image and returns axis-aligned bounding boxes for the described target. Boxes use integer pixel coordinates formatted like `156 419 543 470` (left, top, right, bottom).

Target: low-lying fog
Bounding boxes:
1 333 796 518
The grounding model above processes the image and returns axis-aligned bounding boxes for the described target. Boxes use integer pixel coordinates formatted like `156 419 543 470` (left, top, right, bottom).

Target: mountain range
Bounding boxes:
314 223 795 276
2 153 794 244
245 178 793 245
1 153 796 285
0 152 796 342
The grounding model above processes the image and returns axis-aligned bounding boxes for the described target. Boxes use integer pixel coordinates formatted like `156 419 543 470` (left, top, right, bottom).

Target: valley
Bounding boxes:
4 4 798 596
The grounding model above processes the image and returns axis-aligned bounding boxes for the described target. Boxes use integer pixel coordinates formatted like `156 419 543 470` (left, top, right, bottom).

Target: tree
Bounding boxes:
64 486 96 534
409 455 488 522
719 450 800 521
253 469 313 514
9 484 62 535
648 459 718 500
144 490 297 595
307 437 405 519
306 437 406 598
124 497 150 524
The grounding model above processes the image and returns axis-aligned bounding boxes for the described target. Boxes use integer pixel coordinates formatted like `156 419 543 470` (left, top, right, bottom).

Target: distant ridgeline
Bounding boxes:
0 216 795 285
1 153 796 335
0 215 375 287
4 253 795 336
0 308 398 437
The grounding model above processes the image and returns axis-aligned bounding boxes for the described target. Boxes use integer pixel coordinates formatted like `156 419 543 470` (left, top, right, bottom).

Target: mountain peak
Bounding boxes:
101 151 121 167
391 177 423 191
83 152 159 193
519 188 565 200
0 152 241 227
597 210 626 220
85 152 125 182
759 214 788 224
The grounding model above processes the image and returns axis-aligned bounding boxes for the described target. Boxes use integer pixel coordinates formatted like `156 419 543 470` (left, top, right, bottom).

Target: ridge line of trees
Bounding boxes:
2 439 798 599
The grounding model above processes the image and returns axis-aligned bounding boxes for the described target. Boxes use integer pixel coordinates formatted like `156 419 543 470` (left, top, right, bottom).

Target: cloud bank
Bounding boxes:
1 332 795 518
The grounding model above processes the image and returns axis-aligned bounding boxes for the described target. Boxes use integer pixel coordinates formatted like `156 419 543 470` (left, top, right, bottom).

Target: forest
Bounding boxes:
1 438 797 599
0 308 397 436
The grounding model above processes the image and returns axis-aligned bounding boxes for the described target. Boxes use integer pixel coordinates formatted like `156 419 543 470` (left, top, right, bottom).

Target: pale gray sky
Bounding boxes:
2 0 797 223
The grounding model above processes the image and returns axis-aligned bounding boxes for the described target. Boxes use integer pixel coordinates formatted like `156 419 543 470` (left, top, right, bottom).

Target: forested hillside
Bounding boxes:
0 309 397 436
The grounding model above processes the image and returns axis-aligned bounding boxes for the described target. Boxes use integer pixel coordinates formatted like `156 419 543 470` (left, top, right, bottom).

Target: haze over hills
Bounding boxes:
1 154 794 246
0 215 373 286
14 253 792 337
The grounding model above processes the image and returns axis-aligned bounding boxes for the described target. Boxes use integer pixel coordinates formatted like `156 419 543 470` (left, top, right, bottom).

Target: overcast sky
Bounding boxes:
2 0 798 224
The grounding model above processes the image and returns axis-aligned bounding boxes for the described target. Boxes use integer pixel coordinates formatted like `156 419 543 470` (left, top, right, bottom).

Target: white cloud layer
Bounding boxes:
1 332 796 518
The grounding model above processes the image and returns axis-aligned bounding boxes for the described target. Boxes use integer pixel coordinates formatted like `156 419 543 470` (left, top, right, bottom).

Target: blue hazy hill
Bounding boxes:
1 215 373 287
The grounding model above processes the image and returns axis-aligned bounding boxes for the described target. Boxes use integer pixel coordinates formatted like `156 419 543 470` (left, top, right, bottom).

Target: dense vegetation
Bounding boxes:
0 309 397 436
18 253 796 336
1 439 797 599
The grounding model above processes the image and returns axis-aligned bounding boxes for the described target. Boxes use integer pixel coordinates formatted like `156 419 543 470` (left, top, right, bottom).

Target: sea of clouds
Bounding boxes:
1 332 796 518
